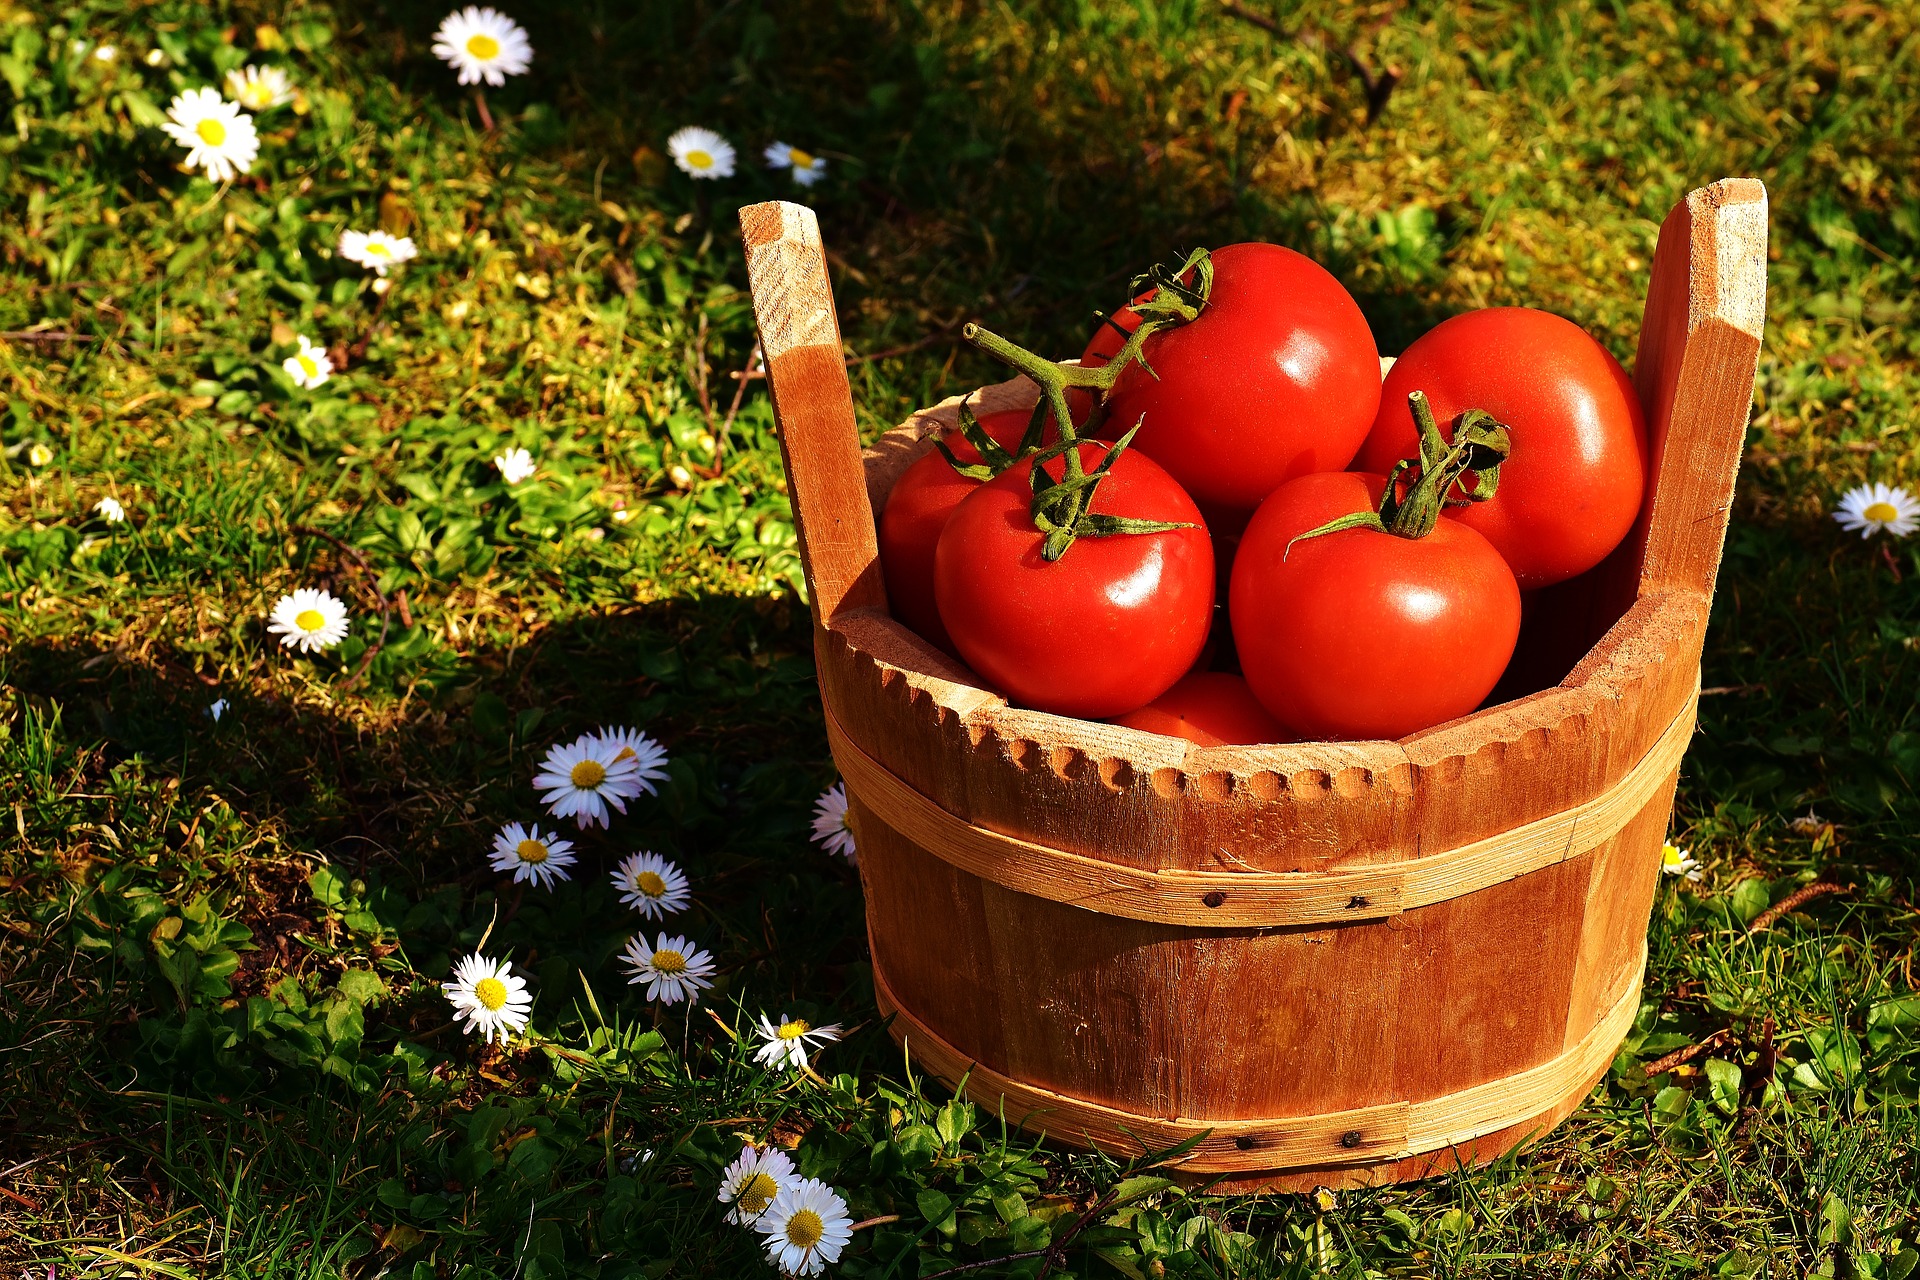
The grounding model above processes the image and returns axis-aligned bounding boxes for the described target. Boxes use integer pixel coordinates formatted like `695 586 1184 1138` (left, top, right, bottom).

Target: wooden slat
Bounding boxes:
739 201 884 624
875 953 1642 1174
829 688 1696 927
1629 178 1767 601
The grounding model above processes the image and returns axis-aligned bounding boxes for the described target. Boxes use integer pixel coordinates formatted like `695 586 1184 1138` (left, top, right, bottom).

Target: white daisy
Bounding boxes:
1661 842 1703 883
282 334 333 390
620 932 716 1006
443 952 533 1044
432 6 533 86
719 1144 796 1227
493 446 536 484
667 126 735 180
810 783 856 862
752 1013 844 1073
764 141 828 188
26 443 52 468
757 1178 855 1277
224 64 294 111
337 229 418 276
1833 482 1920 539
532 734 647 829
488 820 577 889
144 48 165 66
610 851 691 919
591 727 671 794
92 43 117 63
267 587 349 653
94 495 126 523
159 87 259 182
207 698 230 722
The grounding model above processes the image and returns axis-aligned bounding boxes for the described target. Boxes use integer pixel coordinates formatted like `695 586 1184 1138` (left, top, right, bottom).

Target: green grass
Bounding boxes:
3 0 1920 1275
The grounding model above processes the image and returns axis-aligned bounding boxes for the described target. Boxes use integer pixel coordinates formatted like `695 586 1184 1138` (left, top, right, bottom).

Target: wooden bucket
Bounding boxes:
738 180 1767 1190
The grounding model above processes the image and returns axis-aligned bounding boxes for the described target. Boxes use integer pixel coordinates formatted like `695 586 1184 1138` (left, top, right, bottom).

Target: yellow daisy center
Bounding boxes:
570 759 607 788
634 870 667 897
1662 844 1686 867
786 1208 825 1249
789 148 814 168
366 241 391 257
296 354 319 379
466 32 501 60
474 976 508 1011
515 838 549 864
685 149 713 170
195 117 227 146
295 608 326 631
778 1019 811 1040
651 949 687 974
1864 501 1900 523
613 745 636 761
242 87 268 107
737 1172 778 1215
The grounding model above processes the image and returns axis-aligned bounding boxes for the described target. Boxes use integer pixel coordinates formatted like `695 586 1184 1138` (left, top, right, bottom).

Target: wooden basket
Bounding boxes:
738 180 1767 1190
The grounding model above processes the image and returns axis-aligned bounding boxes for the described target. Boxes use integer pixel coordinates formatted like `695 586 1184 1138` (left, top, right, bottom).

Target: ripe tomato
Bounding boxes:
1230 471 1520 740
878 408 1032 652
1080 243 1381 529
1111 672 1288 746
1353 308 1647 590
935 443 1214 719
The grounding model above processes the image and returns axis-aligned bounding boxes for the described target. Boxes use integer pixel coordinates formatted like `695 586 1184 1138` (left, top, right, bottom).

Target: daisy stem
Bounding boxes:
349 277 393 361
501 881 526 926
474 87 495 132
189 178 232 220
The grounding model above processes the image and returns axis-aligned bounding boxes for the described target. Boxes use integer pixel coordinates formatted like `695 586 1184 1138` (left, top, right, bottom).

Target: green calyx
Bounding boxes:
1288 391 1511 552
955 247 1214 561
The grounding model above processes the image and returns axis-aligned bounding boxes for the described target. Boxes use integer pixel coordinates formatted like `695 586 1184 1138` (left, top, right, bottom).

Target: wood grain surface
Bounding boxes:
739 201 883 625
874 951 1642 1175
830 687 1696 927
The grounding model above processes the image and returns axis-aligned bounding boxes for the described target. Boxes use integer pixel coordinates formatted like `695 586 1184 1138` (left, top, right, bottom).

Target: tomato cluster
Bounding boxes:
875 245 1647 744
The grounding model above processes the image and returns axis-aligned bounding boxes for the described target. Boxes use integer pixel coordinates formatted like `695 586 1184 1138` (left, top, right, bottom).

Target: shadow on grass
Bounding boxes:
0 591 909 1267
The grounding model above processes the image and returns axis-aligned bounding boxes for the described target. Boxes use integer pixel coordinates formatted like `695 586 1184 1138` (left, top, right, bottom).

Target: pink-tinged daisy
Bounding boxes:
488 821 577 888
810 783 856 862
610 851 691 919
532 734 646 829
619 932 716 1005
718 1143 796 1226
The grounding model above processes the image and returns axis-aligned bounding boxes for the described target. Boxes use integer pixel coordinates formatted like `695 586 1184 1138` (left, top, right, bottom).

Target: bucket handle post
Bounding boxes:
739 201 886 627
1626 178 1769 603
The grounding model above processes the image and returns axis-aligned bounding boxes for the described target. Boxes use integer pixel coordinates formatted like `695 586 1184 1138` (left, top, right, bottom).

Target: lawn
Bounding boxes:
2 0 1920 1275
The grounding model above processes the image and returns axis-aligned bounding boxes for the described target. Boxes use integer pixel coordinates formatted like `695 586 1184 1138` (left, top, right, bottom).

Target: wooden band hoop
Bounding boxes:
874 953 1641 1174
831 687 1698 929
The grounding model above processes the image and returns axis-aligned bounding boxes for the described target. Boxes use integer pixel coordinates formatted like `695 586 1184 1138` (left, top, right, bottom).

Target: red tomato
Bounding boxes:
1111 672 1288 746
1230 472 1520 740
935 444 1214 719
1080 243 1381 529
878 409 1032 652
1353 308 1647 590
